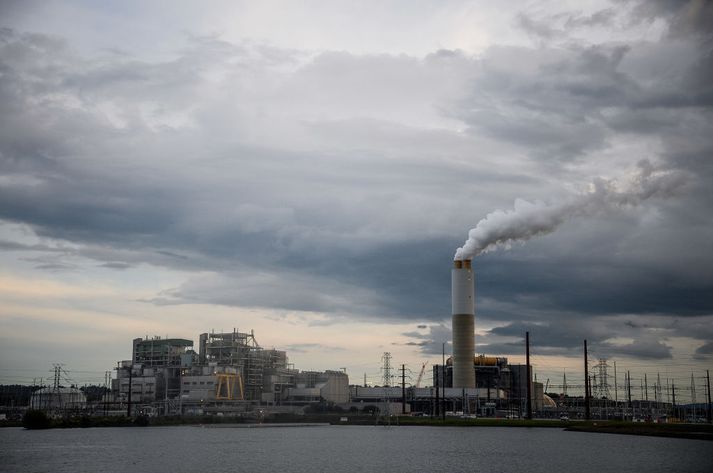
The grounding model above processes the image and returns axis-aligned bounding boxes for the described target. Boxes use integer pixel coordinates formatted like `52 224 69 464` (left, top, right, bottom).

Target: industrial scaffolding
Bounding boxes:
198 329 283 401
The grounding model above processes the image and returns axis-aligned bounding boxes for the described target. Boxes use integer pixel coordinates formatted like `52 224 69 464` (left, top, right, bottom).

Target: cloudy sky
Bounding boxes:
1 0 711 392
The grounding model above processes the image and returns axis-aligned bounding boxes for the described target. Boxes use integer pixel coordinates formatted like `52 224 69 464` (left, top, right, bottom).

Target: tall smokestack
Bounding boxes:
452 259 475 389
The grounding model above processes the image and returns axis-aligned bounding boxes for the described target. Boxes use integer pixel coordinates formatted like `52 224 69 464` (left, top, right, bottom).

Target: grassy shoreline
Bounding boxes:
563 421 713 441
7 413 713 440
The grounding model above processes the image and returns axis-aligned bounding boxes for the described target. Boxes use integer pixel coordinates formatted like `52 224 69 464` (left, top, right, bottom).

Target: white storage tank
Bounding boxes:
29 387 87 411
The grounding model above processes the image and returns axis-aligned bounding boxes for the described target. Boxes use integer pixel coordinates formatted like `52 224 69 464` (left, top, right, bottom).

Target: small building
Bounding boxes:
285 370 349 404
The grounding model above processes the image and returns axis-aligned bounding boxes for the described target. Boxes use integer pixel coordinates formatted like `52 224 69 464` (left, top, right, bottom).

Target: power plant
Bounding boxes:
9 256 703 423
5 257 550 419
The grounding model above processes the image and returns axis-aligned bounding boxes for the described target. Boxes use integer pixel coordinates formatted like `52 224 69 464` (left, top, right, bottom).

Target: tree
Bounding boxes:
23 410 51 429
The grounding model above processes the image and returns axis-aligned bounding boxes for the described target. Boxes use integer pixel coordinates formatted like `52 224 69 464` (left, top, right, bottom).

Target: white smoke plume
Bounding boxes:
454 160 687 260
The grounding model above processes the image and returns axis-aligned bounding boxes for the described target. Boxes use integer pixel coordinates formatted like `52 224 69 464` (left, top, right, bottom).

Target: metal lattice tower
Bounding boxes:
560 370 567 408
381 352 392 387
562 371 568 397
52 364 62 390
594 358 611 399
691 372 697 404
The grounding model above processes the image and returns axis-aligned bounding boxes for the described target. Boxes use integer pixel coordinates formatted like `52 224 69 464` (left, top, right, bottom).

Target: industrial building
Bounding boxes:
112 329 349 415
430 358 547 416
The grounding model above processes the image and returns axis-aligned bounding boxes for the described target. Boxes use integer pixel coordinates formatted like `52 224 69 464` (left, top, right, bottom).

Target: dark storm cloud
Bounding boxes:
0 26 479 270
452 43 637 161
0 27 480 318
145 269 389 316
695 341 713 358
400 324 452 355
474 253 713 317
602 339 673 359
476 337 673 360
626 0 713 38
143 238 458 319
477 3 713 164
1 5 712 365
482 316 676 359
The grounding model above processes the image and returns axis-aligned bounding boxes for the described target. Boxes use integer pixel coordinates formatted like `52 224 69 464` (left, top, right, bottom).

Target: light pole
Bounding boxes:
442 342 446 421
127 364 133 418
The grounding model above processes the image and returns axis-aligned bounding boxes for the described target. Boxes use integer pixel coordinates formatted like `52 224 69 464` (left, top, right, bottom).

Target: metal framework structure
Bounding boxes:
196 329 291 401
593 358 611 399
215 373 244 400
381 352 392 387
133 337 193 367
415 362 428 388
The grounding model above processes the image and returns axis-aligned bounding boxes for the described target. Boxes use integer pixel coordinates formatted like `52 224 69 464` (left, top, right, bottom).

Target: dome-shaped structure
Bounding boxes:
29 387 87 411
542 394 557 408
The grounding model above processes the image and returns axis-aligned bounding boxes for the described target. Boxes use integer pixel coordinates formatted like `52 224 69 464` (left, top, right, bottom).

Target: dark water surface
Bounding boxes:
1 425 711 473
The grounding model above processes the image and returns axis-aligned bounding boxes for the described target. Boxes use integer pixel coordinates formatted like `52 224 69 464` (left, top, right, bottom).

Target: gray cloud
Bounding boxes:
401 324 453 355
283 343 346 354
564 9 618 28
1 0 712 365
626 0 713 38
452 44 635 161
98 261 132 270
600 338 673 360
402 312 713 361
695 341 713 358
16 249 79 271
478 317 676 360
517 8 618 42
517 13 562 41
145 270 388 317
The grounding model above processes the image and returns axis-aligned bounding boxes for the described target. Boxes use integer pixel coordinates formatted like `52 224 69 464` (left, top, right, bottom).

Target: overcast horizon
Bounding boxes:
1 0 711 391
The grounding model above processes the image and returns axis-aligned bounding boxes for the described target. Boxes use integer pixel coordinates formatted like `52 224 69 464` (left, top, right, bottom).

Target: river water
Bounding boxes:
1 425 711 473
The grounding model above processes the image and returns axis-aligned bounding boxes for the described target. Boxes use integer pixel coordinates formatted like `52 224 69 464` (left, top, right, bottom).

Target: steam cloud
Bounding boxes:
455 161 686 260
